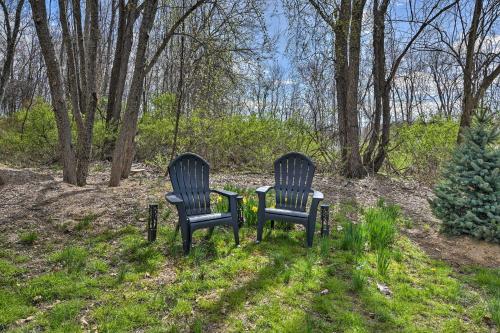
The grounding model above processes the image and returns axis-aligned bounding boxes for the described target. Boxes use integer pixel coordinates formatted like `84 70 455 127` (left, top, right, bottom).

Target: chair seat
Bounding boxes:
188 212 232 224
265 208 309 219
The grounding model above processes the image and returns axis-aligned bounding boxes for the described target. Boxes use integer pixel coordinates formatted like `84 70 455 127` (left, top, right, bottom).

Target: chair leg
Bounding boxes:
206 226 215 239
306 220 315 248
174 223 180 241
256 214 265 243
270 220 275 229
181 223 191 255
232 221 240 246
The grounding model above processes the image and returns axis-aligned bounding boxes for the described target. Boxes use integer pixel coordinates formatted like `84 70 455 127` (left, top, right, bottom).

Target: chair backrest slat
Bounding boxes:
168 153 211 216
274 152 315 212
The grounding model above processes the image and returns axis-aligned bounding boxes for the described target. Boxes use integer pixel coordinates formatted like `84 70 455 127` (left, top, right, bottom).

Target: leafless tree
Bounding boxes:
427 0 500 142
362 0 456 173
109 0 208 186
305 0 367 177
0 0 25 106
30 0 99 185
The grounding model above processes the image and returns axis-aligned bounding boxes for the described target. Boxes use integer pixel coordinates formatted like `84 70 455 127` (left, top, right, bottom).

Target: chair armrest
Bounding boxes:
256 186 273 194
312 190 324 201
308 189 324 222
165 192 184 205
211 189 238 197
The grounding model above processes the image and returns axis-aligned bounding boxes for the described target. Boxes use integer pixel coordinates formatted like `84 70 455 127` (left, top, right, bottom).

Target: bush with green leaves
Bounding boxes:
430 110 500 242
138 93 319 171
387 117 458 180
1 94 319 171
0 99 59 165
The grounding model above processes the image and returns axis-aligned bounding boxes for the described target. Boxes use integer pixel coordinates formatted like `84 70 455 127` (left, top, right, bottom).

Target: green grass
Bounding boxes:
75 213 97 231
50 246 88 272
0 199 498 332
19 231 38 245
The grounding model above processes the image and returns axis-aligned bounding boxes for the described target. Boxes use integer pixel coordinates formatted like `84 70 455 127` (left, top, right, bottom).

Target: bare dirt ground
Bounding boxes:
1 163 499 269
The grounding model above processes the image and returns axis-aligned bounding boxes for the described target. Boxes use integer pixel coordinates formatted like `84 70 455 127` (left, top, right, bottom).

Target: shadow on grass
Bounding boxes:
186 230 307 330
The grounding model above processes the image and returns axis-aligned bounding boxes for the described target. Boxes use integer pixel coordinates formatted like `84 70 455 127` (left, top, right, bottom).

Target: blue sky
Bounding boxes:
264 0 292 72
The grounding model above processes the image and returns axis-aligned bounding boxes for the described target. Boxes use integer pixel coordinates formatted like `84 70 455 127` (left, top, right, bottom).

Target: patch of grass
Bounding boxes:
352 269 366 292
87 259 109 274
19 231 38 245
468 267 500 327
120 234 164 273
339 222 365 256
364 207 397 251
24 272 95 302
1 198 497 332
0 259 24 286
0 289 35 328
376 249 391 277
75 213 97 231
490 298 500 327
51 246 88 272
92 291 162 332
42 299 83 332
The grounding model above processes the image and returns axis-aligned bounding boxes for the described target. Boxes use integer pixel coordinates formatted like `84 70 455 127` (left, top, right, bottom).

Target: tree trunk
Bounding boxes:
30 0 77 184
109 0 207 186
100 0 117 97
0 0 25 105
363 0 386 170
170 0 187 165
105 0 138 125
458 0 482 143
75 0 99 186
109 0 158 187
103 0 139 160
334 0 366 178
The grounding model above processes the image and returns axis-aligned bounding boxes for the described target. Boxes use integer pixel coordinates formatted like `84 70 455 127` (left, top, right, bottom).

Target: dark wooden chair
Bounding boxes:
256 152 324 247
165 153 239 254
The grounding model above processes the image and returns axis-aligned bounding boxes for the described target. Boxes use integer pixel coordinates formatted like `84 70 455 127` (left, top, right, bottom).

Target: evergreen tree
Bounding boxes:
430 110 500 242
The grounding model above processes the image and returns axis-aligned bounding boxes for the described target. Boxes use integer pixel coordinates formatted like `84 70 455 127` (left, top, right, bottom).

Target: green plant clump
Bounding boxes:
430 110 500 242
340 222 365 256
364 206 398 251
19 231 38 245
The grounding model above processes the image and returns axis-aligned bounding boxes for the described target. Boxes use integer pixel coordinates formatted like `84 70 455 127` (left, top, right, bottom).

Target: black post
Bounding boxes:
237 196 244 227
148 204 158 242
320 204 330 237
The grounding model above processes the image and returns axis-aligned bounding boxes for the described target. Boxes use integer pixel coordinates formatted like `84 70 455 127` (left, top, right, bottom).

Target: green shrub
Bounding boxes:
430 111 500 242
1 94 321 171
138 93 319 171
387 117 458 181
0 99 60 165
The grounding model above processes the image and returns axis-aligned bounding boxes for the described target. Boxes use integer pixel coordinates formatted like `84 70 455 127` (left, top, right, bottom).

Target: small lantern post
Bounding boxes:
148 203 158 242
320 204 330 237
236 195 244 227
